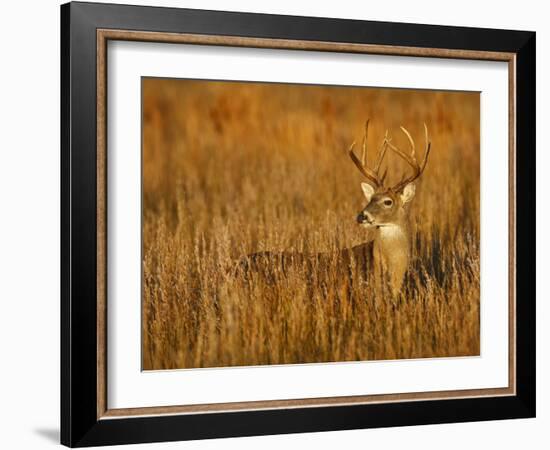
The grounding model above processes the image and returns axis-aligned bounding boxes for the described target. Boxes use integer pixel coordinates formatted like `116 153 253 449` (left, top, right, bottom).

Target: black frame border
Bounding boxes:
61 2 535 447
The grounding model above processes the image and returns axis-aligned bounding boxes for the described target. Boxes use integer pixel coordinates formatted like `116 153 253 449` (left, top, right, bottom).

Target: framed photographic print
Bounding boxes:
60 1 536 447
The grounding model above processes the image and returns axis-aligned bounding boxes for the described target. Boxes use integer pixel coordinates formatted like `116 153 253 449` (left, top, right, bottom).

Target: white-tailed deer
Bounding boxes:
238 120 431 294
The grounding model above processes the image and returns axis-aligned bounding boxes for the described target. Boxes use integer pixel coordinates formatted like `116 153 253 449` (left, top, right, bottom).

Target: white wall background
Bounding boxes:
0 0 545 448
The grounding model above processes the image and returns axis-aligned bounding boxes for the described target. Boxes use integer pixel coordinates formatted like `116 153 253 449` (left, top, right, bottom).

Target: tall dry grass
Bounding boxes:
142 78 480 370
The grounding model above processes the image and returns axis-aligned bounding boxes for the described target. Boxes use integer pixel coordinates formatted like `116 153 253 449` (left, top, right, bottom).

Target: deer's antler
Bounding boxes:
348 120 389 189
386 123 431 192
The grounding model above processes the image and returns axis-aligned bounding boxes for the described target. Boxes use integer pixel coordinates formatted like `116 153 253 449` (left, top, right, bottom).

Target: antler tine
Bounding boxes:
347 119 390 188
421 123 431 172
386 140 418 174
361 119 369 166
348 141 382 188
374 129 389 172
386 129 417 170
387 123 431 192
380 167 388 184
400 126 416 159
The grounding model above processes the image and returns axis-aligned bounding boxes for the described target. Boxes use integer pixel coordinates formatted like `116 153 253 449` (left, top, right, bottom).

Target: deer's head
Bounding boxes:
349 120 431 230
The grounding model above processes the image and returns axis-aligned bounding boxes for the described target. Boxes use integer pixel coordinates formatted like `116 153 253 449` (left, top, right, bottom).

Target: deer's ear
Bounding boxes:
361 183 375 203
400 183 416 204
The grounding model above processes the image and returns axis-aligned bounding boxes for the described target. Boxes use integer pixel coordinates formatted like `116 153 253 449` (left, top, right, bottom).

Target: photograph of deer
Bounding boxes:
142 78 480 370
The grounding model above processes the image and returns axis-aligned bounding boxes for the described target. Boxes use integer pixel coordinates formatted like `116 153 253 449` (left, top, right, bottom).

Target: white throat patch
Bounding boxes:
378 224 407 241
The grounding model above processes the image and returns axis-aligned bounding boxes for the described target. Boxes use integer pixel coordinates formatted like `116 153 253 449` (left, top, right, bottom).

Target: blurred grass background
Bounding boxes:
142 78 480 370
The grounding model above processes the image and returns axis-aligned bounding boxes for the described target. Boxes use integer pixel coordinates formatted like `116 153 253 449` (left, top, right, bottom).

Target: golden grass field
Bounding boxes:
142 78 480 370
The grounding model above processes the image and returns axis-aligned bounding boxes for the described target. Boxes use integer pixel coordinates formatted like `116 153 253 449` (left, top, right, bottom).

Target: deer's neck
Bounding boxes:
372 221 410 292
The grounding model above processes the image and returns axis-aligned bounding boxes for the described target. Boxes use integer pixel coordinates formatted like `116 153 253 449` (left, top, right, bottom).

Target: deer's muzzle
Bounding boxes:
357 212 371 224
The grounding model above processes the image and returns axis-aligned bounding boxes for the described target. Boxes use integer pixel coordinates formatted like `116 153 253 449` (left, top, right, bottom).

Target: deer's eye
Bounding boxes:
383 199 393 207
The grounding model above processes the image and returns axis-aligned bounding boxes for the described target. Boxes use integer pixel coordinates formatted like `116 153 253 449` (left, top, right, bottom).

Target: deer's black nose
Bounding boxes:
356 213 365 224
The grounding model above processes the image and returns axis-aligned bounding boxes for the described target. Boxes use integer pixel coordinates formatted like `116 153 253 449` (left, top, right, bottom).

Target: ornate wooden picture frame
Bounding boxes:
61 2 535 447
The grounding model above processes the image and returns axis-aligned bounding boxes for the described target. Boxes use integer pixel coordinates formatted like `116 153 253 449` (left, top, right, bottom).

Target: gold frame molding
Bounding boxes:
96 29 516 420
